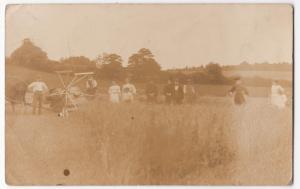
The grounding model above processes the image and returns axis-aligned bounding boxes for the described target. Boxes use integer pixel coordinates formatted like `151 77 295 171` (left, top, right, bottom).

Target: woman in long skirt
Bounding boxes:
108 81 121 103
229 79 249 105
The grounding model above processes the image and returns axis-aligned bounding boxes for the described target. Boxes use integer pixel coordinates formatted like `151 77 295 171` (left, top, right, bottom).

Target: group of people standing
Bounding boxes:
108 78 137 103
22 75 289 115
162 79 196 104
105 78 196 105
228 78 288 109
87 76 139 103
79 76 291 109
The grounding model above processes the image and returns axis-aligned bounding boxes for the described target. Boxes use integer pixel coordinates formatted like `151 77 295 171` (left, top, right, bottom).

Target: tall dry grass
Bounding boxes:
5 95 292 185
70 98 237 184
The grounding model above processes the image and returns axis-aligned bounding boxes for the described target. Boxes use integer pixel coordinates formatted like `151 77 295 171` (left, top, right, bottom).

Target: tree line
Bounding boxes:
6 39 232 84
6 38 292 86
172 61 292 72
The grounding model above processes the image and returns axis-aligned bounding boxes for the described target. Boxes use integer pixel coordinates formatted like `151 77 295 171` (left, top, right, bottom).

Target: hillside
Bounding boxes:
223 63 292 72
6 64 59 88
223 70 292 81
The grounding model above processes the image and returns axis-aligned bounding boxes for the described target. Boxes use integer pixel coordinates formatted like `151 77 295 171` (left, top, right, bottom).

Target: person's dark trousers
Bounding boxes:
165 95 172 105
87 88 97 95
147 94 157 104
87 88 97 100
185 94 196 104
174 98 183 105
33 91 43 115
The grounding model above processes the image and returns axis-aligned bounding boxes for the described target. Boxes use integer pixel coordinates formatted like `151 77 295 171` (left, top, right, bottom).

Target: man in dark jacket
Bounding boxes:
173 79 184 104
163 79 174 105
145 80 158 103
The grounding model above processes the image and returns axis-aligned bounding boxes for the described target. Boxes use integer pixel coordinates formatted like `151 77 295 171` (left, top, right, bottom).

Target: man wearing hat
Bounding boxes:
172 79 184 105
27 76 48 115
163 79 174 105
86 75 98 97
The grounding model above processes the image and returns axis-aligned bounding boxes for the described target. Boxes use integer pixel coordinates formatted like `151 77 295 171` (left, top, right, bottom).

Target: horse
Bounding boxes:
6 81 27 113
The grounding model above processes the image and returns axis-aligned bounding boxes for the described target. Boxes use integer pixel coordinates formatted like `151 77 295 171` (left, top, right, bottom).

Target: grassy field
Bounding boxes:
5 64 293 185
6 96 292 185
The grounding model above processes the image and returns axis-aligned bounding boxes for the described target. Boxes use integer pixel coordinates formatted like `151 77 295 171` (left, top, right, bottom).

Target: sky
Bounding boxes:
5 4 293 69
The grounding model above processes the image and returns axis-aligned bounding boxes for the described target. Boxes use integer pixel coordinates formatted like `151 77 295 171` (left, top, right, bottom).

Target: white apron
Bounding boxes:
108 85 121 103
271 85 287 109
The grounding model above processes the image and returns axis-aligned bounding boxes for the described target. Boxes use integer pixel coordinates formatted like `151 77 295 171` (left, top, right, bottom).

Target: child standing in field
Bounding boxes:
122 78 136 103
228 78 249 105
108 81 121 103
270 80 287 109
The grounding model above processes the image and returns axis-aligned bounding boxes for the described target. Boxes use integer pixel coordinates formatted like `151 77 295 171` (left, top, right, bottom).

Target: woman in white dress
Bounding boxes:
271 80 287 109
108 81 121 103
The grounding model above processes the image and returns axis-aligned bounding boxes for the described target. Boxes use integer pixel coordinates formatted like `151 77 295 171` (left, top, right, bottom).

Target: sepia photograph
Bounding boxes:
5 4 293 185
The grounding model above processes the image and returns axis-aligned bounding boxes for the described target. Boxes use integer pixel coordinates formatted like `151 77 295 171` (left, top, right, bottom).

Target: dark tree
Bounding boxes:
9 38 49 70
205 62 225 84
95 53 125 81
60 56 95 72
60 56 94 65
128 48 161 82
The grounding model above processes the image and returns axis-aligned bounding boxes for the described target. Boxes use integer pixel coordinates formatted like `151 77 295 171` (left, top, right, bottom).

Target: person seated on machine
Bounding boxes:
86 76 98 97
